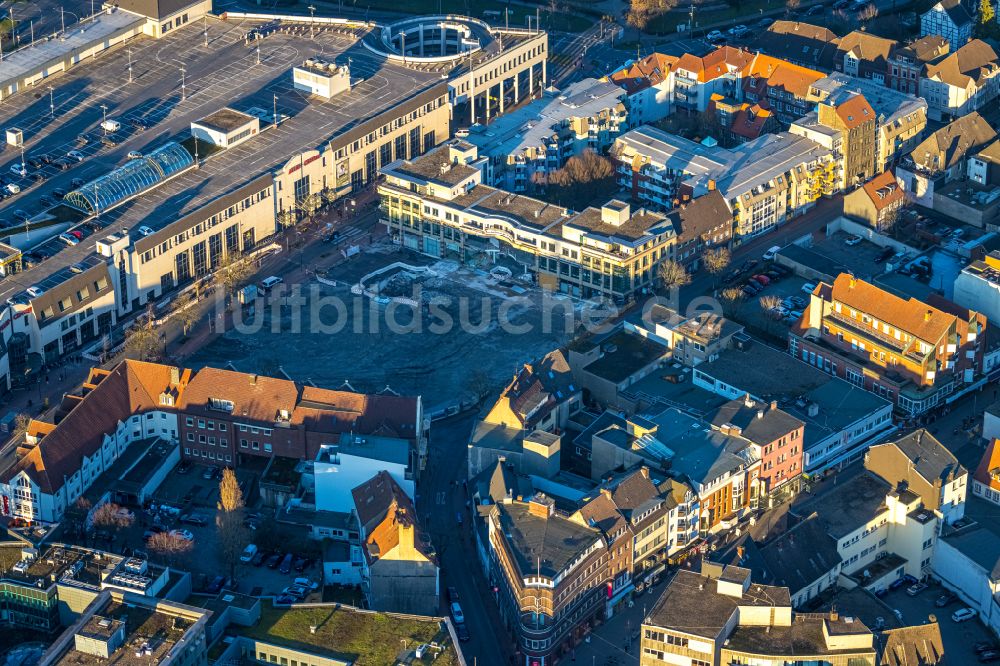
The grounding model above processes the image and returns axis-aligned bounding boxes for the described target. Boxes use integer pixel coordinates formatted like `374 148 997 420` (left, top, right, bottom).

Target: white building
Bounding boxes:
955 252 1000 324
313 435 415 514
607 53 676 125
190 109 260 149
292 58 353 99
919 40 1000 121
933 528 1000 634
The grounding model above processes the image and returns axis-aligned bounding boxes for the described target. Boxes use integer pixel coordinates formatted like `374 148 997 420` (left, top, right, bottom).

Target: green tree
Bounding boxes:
979 0 997 36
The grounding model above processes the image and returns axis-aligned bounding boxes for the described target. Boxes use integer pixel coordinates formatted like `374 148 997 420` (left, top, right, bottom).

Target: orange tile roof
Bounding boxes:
744 54 825 98
179 366 299 423
674 46 754 83
352 470 434 563
830 274 956 342
974 438 1000 495
861 170 905 211
834 94 876 129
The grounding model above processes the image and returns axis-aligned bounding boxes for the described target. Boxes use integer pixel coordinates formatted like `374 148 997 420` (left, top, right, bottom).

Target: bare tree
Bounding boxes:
91 502 134 544
658 259 692 292
171 291 199 337
759 294 784 335
216 252 255 298
147 531 194 568
879 205 903 235
703 248 731 287
785 0 801 15
277 209 297 229
468 369 493 404
626 0 677 34
541 150 617 207
857 2 878 23
217 469 249 580
124 304 161 362
719 287 745 318
8 413 30 445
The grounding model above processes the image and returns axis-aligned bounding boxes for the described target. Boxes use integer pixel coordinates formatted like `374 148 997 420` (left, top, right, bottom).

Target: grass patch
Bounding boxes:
241 606 458 666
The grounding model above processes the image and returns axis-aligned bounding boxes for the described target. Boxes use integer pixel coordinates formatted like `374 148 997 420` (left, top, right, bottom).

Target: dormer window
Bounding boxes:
209 398 234 413
159 392 174 407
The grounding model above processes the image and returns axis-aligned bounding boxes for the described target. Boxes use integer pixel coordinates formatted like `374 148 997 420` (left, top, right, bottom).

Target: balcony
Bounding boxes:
826 309 909 354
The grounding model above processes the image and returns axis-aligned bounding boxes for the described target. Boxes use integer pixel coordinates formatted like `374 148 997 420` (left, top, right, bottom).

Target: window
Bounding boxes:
186 417 194 426
264 443 273 453
240 439 248 448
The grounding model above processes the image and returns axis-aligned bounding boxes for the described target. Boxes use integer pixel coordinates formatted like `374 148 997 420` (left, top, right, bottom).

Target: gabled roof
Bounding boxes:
830 273 958 343
926 0 973 28
924 39 1000 88
870 429 966 486
573 492 628 540
974 438 1000 495
674 46 754 83
668 190 732 244
497 349 575 428
893 35 950 63
351 471 434 564
472 459 533 504
833 94 876 130
756 21 839 69
1 361 187 494
755 514 842 594
609 53 677 95
907 111 996 173
880 623 945 665
743 54 826 99
837 31 898 67
179 367 298 423
605 469 661 521
860 170 905 211
708 396 804 445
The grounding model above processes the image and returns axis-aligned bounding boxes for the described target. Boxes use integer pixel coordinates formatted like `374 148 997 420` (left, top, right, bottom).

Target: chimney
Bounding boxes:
743 394 754 409
639 466 650 479
830 610 839 622
708 179 717 191
600 487 612 499
169 367 180 386
849 276 856 288
925 309 933 322
770 400 777 411
736 545 745 561
757 409 765 420
250 374 257 385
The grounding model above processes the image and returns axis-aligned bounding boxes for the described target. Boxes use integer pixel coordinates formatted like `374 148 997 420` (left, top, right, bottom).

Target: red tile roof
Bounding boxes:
861 171 905 211
834 94 876 129
974 438 1000 495
830 274 957 342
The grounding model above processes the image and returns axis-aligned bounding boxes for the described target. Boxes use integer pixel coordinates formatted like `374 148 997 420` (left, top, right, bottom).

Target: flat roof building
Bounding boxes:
190 109 260 149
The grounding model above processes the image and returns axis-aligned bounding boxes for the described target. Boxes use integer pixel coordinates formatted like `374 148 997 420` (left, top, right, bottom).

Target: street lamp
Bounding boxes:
48 87 54 118
127 47 132 83
100 104 108 133
272 94 278 128
308 5 316 39
179 66 186 101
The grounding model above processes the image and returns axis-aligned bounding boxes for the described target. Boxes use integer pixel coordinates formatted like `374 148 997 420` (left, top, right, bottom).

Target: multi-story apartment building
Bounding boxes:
463 78 627 193
614 126 838 240
0 360 425 523
955 251 1000 324
896 111 996 207
816 94 877 188
640 563 877 666
865 429 968 526
379 141 676 302
754 20 839 70
671 47 755 114
789 273 988 415
920 39 1000 121
842 169 906 230
707 396 805 497
806 72 928 173
486 494 608 666
835 31 898 84
920 0 973 49
607 53 677 125
740 55 825 125
888 36 950 95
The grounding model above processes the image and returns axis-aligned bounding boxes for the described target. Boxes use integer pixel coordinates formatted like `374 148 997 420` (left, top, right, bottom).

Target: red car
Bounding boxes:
752 274 770 286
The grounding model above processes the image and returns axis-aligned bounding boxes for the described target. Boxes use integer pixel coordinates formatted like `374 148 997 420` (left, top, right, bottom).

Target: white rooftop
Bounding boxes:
0 10 143 87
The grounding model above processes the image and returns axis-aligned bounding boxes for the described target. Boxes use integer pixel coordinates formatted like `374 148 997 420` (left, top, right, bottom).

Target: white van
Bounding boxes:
260 276 283 291
100 119 121 133
240 544 258 563
763 245 782 261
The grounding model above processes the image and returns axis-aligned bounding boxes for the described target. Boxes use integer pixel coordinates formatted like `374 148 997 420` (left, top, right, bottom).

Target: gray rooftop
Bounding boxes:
645 568 791 640
465 78 624 158
811 72 928 126
647 407 755 486
496 502 602 578
792 472 890 539
615 125 732 175
941 527 1000 580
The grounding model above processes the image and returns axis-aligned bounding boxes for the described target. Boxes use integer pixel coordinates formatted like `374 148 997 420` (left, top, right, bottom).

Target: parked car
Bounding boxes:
952 607 977 622
265 553 283 568
53 159 71 171
176 461 191 474
71 178 85 188
206 576 228 594
9 163 25 176
801 282 817 294
67 150 85 162
844 235 863 246
707 29 724 42
456 623 470 642
763 245 781 260
202 467 214 480
935 592 958 607
758 16 774 26
294 557 312 572
180 513 207 526
293 578 319 591
128 118 148 130
274 594 297 605
806 4 823 14
450 602 465 624
281 585 307 598
100 136 119 147
977 642 1000 654
5 184 20 195
169 529 194 541
59 232 79 246
447 586 460 603
890 574 918 591
279 552 294 574
127 151 143 160
251 551 265 566
752 274 770 286
906 582 928 596
979 650 1000 663
52 188 67 198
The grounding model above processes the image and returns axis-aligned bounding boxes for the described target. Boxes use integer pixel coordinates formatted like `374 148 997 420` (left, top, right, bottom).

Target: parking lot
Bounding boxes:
878 580 996 664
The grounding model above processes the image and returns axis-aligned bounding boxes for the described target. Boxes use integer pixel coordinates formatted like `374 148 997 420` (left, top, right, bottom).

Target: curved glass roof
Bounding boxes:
64 142 194 213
